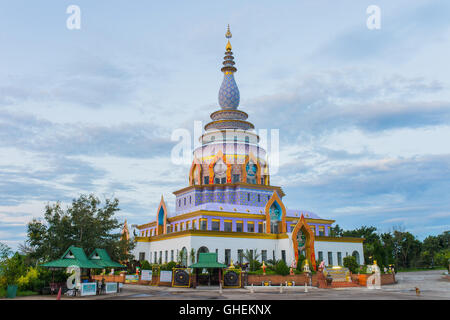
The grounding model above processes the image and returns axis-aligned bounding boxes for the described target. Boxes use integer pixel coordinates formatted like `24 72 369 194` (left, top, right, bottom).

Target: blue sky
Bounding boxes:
1 0 450 249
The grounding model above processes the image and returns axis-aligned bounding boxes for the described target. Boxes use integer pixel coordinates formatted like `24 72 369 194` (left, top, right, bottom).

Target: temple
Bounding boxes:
132 26 364 269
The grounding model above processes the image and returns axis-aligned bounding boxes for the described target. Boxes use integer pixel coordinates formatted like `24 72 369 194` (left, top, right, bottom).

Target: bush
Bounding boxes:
274 260 290 276
434 249 450 270
161 261 177 271
343 256 359 273
140 260 152 270
296 254 306 272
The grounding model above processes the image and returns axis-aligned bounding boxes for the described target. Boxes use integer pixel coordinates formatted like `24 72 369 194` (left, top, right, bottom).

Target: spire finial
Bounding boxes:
225 24 232 39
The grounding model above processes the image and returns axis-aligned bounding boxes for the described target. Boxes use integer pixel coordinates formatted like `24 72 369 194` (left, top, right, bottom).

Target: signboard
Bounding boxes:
160 270 172 282
105 282 118 294
80 282 97 296
125 275 139 283
141 270 152 281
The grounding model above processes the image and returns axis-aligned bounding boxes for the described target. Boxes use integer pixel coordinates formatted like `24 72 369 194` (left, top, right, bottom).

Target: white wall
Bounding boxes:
133 235 364 267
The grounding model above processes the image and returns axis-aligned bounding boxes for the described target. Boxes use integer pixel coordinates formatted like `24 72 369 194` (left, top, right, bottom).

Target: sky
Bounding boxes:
0 0 449 250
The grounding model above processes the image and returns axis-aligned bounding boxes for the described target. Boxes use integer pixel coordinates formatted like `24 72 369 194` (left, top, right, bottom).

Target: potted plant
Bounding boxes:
326 273 333 286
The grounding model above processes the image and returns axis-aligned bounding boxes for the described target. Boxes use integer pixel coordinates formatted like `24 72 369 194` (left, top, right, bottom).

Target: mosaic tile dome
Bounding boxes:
219 73 240 110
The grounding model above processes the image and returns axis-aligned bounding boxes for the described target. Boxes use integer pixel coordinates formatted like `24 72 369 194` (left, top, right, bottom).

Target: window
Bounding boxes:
234 136 237 142
221 177 226 184
211 136 215 141
319 227 325 236
267 195 270 201
165 250 168 263
189 196 191 204
272 250 276 261
215 177 220 184
238 249 243 264
352 251 360 265
247 193 250 201
311 226 316 235
232 174 240 183
261 177 264 185
184 198 186 205
139 252 145 261
178 199 181 207
154 252 157 264
337 252 342 266
245 136 249 143
261 250 267 262
328 252 333 266
247 222 254 232
290 224 295 232
204 176 209 184
258 222 264 233
258 194 260 202
200 219 207 230
281 250 286 263
159 251 162 264
193 220 197 230
236 221 243 232
211 220 220 231
171 250 174 262
224 221 232 232
318 251 323 262
225 249 231 266
166 225 171 233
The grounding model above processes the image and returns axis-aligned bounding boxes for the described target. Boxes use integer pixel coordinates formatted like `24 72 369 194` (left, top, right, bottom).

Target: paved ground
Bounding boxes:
8 270 449 300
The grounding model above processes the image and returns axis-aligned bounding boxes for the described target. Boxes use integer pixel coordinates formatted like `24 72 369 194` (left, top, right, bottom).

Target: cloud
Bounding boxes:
245 70 450 139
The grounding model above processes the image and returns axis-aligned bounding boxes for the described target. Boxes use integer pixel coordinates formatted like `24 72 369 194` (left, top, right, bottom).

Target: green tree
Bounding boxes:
0 242 12 261
190 248 196 265
26 194 135 263
330 224 344 237
243 249 261 271
0 253 27 285
343 255 359 273
434 249 450 271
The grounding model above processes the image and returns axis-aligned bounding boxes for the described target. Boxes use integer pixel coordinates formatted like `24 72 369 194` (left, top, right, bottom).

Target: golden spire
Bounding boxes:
225 25 232 51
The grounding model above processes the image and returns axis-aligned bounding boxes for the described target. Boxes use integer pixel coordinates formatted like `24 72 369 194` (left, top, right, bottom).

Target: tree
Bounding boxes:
243 249 261 271
26 194 135 263
0 242 12 261
330 224 344 237
274 260 290 275
190 248 196 265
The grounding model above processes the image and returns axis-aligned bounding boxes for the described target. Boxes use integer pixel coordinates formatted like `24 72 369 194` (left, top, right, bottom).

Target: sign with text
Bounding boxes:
105 282 118 294
80 282 97 296
141 270 152 281
160 270 172 282
125 275 139 283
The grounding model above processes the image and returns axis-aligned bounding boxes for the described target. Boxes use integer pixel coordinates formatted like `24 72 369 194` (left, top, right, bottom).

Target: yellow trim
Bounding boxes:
211 219 220 222
315 236 364 243
135 230 289 242
247 221 254 224
224 219 233 223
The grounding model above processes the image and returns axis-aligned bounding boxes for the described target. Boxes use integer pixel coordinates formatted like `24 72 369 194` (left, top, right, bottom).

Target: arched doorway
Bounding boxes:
197 246 209 262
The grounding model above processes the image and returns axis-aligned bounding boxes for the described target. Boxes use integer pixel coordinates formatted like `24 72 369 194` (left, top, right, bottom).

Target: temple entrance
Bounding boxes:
291 214 316 270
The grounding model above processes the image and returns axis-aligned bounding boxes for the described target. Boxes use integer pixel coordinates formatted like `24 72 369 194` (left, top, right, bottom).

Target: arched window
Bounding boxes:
245 136 249 143
352 251 360 265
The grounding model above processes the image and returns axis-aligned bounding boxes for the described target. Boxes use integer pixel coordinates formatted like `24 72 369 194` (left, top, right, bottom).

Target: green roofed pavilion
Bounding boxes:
40 245 102 269
188 253 227 269
88 248 126 268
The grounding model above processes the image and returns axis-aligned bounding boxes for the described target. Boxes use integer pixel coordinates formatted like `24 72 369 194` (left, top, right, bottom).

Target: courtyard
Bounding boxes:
9 270 449 300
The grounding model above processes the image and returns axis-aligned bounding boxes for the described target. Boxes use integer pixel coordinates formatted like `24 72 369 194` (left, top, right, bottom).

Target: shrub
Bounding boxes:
274 260 290 276
161 261 177 271
343 256 359 273
140 260 152 270
434 249 450 270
